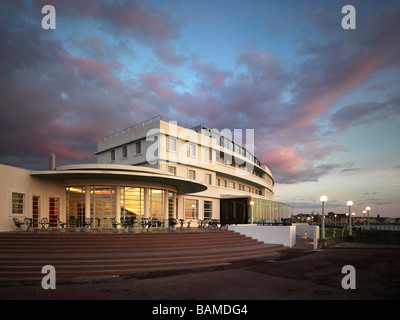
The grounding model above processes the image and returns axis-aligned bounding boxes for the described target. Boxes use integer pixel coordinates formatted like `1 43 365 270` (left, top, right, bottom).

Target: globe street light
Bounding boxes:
366 206 371 228
347 201 353 235
320 195 328 239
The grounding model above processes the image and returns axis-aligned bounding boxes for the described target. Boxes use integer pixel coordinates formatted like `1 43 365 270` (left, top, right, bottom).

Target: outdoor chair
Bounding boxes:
12 218 25 232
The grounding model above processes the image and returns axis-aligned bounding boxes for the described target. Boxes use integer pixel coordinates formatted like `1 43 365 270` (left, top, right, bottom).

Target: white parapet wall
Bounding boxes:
228 225 296 248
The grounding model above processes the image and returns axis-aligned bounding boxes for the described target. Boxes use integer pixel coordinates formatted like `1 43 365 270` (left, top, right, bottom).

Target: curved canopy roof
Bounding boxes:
31 164 207 194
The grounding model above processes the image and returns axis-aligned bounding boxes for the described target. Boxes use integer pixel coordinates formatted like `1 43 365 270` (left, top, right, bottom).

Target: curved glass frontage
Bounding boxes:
250 197 293 224
65 185 174 229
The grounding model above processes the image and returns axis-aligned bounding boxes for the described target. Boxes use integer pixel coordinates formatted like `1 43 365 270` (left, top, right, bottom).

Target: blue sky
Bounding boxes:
1 0 399 217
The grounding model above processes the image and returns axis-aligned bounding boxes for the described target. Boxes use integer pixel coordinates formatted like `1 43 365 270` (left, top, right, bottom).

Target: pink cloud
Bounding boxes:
211 75 226 90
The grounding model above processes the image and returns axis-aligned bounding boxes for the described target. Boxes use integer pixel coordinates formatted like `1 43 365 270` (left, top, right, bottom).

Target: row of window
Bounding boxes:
11 192 59 227
110 141 142 162
184 198 213 220
168 165 263 195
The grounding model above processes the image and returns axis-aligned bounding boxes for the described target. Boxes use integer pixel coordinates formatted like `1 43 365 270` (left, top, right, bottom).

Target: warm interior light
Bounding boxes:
320 195 328 202
347 200 353 206
250 201 254 206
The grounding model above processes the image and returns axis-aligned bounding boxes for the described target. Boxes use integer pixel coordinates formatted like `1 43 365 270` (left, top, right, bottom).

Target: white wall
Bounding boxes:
0 164 65 232
228 225 296 248
293 223 319 249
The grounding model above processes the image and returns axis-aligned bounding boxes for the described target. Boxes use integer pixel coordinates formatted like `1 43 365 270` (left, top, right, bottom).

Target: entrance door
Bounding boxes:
32 196 40 227
49 198 59 227
90 186 115 228
220 198 248 224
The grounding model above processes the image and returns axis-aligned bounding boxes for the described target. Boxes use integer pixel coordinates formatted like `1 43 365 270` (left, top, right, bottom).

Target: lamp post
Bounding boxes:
250 201 254 224
347 201 353 235
363 210 366 227
366 206 371 228
320 195 327 239
352 212 355 230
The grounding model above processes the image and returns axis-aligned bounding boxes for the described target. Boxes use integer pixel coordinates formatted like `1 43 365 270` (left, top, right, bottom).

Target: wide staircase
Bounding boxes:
0 230 287 281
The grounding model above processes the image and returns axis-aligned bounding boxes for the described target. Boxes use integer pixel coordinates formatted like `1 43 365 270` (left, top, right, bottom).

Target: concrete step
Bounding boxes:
0 230 288 280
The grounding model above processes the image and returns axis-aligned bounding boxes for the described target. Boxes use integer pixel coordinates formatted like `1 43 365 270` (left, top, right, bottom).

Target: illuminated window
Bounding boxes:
184 198 198 219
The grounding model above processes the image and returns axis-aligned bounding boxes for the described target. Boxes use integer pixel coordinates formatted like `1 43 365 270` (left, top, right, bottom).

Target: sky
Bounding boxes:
1 0 399 218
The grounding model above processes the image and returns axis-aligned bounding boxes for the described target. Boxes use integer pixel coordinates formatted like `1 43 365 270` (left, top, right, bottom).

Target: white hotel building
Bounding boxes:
0 116 292 232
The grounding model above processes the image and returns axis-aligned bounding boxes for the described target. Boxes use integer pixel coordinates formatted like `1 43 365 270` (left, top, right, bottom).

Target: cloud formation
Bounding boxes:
0 1 399 188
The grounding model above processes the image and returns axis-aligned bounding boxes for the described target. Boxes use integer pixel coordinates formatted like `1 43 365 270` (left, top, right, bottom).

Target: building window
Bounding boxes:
184 198 198 220
168 137 177 152
230 182 235 189
11 192 25 215
122 145 128 159
188 143 196 157
205 173 212 185
204 148 212 162
216 178 220 186
188 169 196 180
135 141 142 155
168 166 177 176
110 149 116 162
204 201 212 220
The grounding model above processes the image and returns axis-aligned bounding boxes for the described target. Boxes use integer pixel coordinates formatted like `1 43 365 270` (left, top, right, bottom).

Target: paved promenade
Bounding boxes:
1 238 399 300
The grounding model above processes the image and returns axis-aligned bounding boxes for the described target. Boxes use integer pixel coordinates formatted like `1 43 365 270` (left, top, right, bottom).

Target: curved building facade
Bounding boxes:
0 116 292 232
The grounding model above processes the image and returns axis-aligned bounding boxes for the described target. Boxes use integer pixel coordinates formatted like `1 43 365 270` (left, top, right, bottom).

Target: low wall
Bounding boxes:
228 225 296 248
353 230 400 245
318 236 352 249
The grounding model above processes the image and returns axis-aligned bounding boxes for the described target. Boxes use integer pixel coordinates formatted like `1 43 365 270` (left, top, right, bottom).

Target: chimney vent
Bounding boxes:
49 153 56 171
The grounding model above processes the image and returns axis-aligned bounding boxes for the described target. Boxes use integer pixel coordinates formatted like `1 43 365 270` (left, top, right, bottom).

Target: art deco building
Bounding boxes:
0 116 292 231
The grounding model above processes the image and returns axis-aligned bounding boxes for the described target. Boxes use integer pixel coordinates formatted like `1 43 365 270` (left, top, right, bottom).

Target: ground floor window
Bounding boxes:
121 187 143 223
204 201 212 220
184 198 198 220
11 192 25 215
66 186 85 226
149 189 164 221
90 186 115 228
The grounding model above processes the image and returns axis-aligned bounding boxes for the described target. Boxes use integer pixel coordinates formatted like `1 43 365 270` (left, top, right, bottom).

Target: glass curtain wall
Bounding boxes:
249 198 293 224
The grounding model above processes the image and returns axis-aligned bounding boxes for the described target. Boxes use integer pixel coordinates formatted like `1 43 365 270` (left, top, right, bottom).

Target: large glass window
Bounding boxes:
121 187 143 224
184 198 198 220
66 187 85 226
149 189 164 221
90 186 115 228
